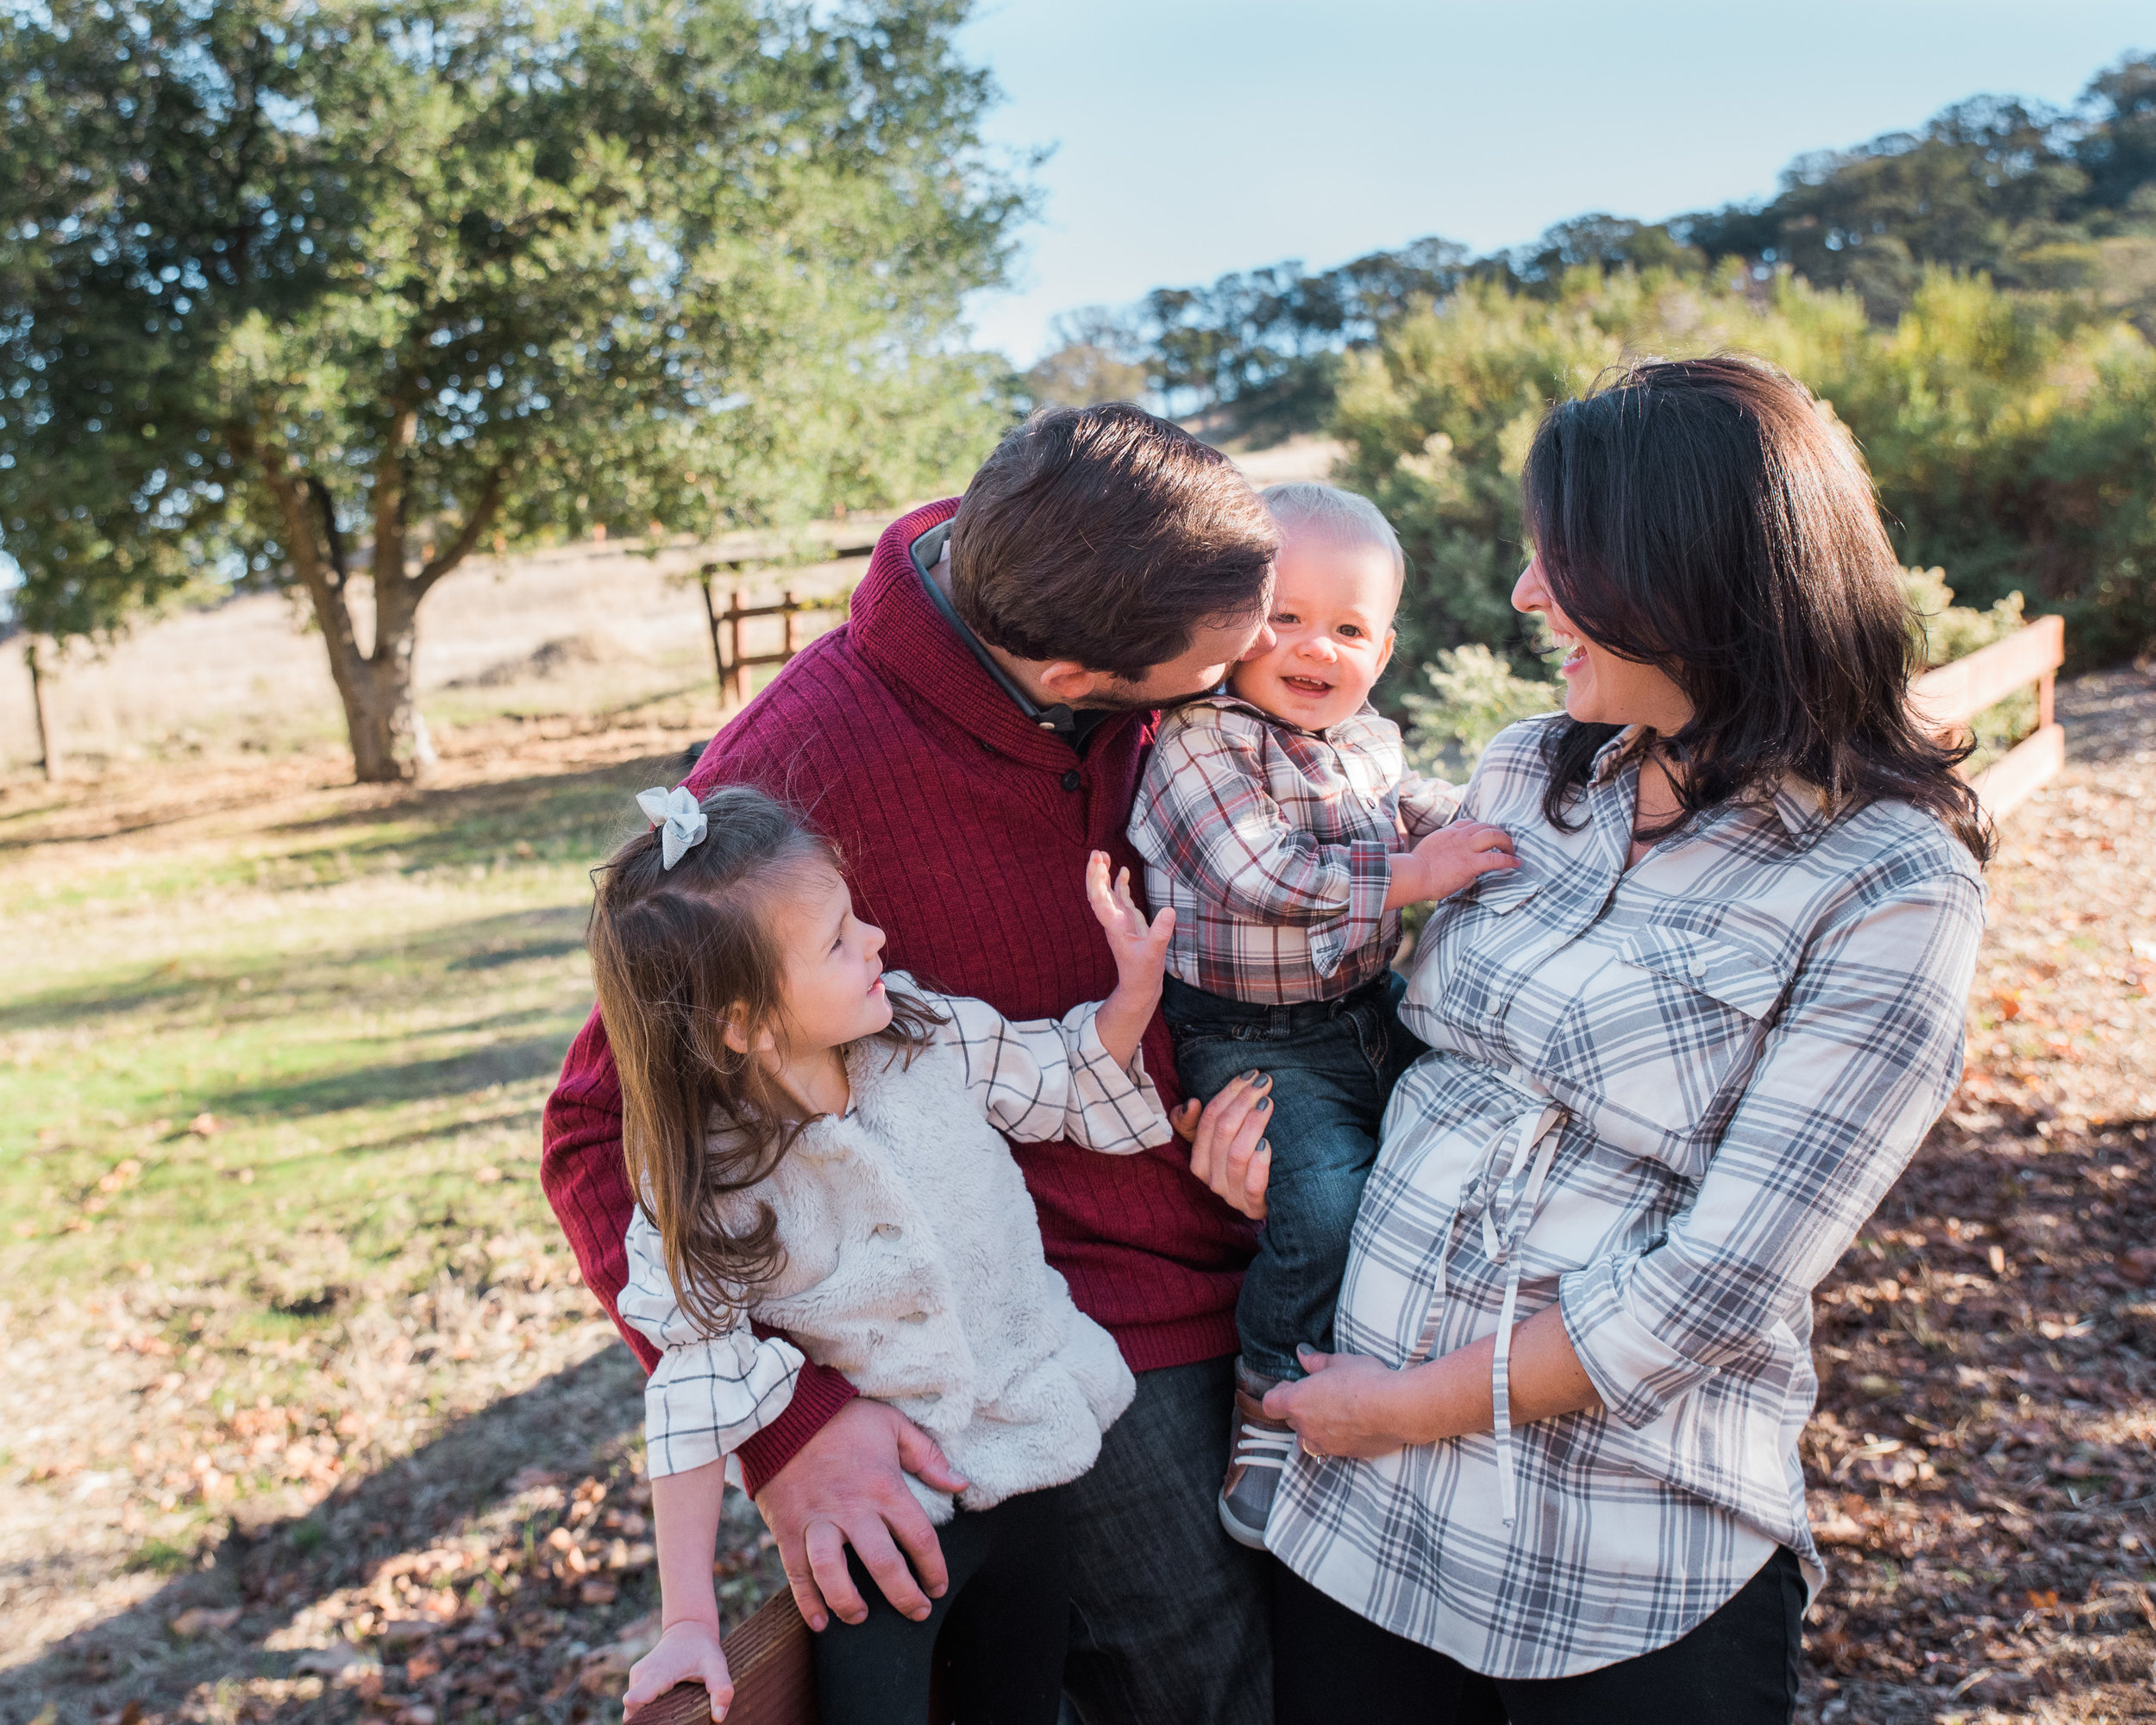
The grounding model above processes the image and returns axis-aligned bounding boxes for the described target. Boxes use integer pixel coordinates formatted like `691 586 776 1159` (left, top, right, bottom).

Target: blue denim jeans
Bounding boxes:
1163 970 1424 1382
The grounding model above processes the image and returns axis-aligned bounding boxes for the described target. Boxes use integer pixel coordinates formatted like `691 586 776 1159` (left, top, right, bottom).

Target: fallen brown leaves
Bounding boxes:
1797 669 2156 1725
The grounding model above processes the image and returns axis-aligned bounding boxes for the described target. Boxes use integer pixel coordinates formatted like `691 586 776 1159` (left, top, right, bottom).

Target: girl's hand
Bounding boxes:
624 1620 734 1722
1173 1070 1274 1220
1261 1346 1420 1460
1085 851 1174 993
1086 851 1175 1074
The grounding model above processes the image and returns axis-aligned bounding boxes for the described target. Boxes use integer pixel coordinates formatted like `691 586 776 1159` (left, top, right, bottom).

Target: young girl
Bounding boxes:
596 782 1179 1725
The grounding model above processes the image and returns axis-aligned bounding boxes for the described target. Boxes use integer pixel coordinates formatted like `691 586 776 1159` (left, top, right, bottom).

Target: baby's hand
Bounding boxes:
1405 820 1518 903
1086 851 1175 994
624 1621 734 1722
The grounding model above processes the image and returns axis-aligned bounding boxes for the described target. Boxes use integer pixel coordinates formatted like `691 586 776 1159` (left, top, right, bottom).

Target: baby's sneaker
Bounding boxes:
1218 1358 1294 1549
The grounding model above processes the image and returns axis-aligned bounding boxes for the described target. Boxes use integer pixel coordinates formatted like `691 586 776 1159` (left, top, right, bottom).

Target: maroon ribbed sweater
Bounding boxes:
540 497 1257 1492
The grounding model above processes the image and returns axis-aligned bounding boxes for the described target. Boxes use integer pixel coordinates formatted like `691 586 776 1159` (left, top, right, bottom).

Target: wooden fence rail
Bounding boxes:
1909 612 2066 819
697 543 876 707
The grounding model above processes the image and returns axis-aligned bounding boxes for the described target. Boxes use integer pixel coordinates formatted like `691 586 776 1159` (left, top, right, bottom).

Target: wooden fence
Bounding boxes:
1910 612 2066 819
696 543 875 706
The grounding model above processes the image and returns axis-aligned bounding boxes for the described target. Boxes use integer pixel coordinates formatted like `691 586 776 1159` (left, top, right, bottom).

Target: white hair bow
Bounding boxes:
636 786 709 869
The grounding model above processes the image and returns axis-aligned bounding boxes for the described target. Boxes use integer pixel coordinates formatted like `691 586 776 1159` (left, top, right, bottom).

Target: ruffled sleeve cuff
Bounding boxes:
1062 999 1175 1154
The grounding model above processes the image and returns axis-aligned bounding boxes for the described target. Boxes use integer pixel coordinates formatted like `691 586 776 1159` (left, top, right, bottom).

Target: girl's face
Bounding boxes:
1512 556 1694 734
763 861 893 1057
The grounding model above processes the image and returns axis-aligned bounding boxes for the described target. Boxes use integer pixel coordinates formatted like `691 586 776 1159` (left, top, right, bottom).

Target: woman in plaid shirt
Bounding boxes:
1187 357 1990 1722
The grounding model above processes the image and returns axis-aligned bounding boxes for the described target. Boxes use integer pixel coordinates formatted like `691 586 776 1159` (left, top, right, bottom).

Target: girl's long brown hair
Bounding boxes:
1521 354 1992 862
586 784 940 1336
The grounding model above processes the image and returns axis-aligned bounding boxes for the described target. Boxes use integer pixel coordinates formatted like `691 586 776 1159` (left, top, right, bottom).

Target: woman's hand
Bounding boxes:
624 1620 734 1721
1261 1346 1423 1460
1086 850 1175 1072
1170 1070 1274 1219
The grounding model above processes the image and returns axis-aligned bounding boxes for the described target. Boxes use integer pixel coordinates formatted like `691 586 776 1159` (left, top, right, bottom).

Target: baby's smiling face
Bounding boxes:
1226 532 1398 731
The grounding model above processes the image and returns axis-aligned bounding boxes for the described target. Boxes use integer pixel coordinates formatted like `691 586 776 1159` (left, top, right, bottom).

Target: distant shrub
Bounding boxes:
1401 644 1564 780
1337 266 2156 685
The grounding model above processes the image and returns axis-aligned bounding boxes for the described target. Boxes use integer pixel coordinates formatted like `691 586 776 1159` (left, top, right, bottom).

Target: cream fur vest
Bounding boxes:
729 1026 1138 1522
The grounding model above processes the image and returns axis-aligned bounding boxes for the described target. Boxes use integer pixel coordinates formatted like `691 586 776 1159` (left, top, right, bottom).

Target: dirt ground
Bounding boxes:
2 662 2152 1725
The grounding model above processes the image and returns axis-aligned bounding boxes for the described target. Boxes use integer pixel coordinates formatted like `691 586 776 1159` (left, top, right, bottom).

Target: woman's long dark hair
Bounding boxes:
1523 354 1991 862
586 785 942 1335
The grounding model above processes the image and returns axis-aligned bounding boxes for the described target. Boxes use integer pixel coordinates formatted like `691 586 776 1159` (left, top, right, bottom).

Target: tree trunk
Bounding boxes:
232 424 501 784
24 637 62 782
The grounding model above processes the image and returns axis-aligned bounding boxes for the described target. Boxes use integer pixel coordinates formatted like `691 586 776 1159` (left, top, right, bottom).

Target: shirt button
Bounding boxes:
873 1223 901 1239
918 1391 941 1404
903 1310 930 1324
1061 768 1081 792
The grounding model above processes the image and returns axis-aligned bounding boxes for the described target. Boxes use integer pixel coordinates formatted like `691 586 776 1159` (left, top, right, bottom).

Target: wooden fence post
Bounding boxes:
1909 613 2067 819
698 566 727 705
24 637 63 783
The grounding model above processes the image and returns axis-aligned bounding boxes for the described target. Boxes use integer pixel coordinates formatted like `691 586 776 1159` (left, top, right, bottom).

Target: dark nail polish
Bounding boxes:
1241 1068 1260 1082
1255 1074 1273 1088
1258 1097 1273 1111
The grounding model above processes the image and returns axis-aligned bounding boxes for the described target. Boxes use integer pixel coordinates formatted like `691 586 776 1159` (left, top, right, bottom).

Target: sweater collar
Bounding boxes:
849 499 1142 770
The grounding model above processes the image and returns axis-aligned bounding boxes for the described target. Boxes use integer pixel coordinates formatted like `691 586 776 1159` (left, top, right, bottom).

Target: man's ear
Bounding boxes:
1036 661 1106 706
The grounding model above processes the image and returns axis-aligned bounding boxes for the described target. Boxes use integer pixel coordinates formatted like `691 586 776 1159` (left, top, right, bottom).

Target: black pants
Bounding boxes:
1060 1356 1272 1724
814 1485 1069 1725
1273 1547 1804 1725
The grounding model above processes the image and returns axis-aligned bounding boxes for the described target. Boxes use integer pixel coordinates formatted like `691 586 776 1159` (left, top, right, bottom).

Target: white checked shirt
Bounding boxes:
1267 718 1985 1678
1129 694 1460 1004
619 984 1168 1481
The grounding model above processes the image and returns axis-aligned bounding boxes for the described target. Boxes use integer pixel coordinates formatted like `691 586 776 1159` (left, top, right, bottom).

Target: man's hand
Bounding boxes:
1170 1070 1274 1220
752 1398 969 1631
624 1622 733 1721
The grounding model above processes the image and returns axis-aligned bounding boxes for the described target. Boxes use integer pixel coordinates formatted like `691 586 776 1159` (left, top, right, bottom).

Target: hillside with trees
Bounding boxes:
1028 52 2156 686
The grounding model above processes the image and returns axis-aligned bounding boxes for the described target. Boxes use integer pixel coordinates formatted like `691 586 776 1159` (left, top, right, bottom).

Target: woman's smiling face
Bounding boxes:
1511 556 1693 735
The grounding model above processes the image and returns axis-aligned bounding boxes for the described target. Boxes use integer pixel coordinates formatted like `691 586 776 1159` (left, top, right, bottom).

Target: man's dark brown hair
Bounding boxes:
950 403 1279 681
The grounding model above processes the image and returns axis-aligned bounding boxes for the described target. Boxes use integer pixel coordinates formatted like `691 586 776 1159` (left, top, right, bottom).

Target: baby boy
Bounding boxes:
1127 480 1516 1547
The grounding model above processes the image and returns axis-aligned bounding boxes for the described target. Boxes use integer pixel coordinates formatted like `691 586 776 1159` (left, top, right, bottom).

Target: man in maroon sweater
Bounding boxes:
542 405 1281 1723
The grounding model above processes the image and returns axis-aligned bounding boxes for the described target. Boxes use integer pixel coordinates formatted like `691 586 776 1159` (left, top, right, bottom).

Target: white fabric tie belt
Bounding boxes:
1404 1070 1568 1528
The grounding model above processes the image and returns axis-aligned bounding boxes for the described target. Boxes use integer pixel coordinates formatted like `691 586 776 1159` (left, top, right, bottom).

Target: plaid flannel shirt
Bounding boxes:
620 982 1168 1479
1128 695 1460 1005
1267 718 1984 1679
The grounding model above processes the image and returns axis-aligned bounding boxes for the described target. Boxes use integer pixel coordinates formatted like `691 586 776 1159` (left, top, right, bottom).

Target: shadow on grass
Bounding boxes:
263 748 695 878
0 739 697 864
0 907 587 1037
195 1029 573 1120
0 1344 650 1725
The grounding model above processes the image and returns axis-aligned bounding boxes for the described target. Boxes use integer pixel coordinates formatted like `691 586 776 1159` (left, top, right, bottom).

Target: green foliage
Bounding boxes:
1332 265 2156 683
1901 566 2028 666
0 0 1025 774
1400 643 1562 779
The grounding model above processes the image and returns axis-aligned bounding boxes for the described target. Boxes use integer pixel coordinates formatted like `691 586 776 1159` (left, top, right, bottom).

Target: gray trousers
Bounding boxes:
1060 1354 1273 1725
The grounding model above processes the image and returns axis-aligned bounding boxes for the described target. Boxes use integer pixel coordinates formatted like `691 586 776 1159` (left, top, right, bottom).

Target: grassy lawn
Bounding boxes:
0 745 660 1294
0 729 793 1725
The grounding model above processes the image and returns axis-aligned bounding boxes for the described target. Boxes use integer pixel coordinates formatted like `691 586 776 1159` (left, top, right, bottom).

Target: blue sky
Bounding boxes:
955 0 2156 364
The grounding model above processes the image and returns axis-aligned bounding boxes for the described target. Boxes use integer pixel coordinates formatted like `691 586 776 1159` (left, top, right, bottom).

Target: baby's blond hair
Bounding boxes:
1259 481 1405 593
